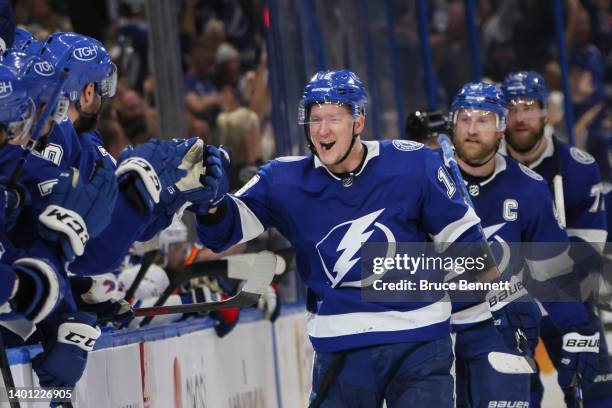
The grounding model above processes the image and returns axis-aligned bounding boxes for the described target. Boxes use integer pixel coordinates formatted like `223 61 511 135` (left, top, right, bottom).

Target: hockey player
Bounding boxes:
502 71 611 407
0 61 120 391
437 82 597 407
194 69 501 407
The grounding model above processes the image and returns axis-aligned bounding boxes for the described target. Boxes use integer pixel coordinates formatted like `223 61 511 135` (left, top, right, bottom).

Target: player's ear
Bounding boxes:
354 115 366 134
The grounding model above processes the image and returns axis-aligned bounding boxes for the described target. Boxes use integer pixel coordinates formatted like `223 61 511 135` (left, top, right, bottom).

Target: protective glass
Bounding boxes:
453 109 504 132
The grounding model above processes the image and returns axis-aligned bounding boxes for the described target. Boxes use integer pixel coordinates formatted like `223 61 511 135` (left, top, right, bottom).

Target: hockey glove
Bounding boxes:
175 141 225 205
70 275 134 325
558 325 600 398
0 258 63 324
490 296 542 353
32 311 101 388
116 139 187 213
0 176 31 231
38 165 118 262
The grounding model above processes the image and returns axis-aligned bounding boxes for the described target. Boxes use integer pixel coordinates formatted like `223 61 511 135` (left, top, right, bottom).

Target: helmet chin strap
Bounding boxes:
333 123 358 166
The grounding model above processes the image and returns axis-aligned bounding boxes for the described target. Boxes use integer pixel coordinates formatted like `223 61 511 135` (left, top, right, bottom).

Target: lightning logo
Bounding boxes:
316 209 395 287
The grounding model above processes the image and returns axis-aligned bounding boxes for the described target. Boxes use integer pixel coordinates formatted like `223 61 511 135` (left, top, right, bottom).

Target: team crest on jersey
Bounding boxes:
392 140 423 152
316 209 396 288
570 147 595 165
518 163 543 181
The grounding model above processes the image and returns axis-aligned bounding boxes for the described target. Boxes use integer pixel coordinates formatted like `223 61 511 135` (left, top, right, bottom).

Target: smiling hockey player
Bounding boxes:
195 69 501 407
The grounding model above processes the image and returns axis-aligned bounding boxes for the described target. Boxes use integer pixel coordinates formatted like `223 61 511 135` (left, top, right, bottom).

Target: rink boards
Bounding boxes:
3 306 611 407
3 305 313 408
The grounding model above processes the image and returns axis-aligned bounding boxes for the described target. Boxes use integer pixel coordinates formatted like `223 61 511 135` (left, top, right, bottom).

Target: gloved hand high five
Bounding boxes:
70 275 133 325
174 138 228 207
38 164 118 262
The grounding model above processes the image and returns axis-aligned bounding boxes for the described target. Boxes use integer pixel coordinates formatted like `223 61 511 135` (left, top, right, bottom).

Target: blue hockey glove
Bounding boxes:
0 258 63 324
38 164 118 262
70 276 134 325
558 325 600 397
116 139 195 213
174 139 226 205
490 295 542 353
0 176 31 231
32 311 101 388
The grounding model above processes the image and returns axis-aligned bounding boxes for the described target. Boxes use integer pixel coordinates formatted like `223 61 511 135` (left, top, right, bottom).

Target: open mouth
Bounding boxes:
320 141 336 151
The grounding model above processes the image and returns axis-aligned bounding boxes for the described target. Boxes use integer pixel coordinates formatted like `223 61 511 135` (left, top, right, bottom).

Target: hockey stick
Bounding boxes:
124 249 159 302
439 134 539 370
134 252 277 318
0 334 20 408
487 352 536 374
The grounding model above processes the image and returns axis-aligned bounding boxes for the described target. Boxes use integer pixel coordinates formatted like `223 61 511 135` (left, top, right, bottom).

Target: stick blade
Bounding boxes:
487 351 537 374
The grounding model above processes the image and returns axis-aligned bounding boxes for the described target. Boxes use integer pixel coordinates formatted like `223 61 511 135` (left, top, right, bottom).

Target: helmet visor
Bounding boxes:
507 99 546 122
99 62 117 99
453 109 505 132
0 98 35 143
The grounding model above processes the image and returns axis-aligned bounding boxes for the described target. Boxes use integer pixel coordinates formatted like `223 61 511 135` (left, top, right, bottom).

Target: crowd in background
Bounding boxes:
11 0 611 188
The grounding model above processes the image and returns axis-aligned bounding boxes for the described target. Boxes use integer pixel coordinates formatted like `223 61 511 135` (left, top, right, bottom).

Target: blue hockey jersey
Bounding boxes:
501 134 607 248
197 140 486 352
0 121 171 276
446 154 585 329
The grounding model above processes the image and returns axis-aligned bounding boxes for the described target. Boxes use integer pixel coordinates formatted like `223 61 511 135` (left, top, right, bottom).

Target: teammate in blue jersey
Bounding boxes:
195 69 500 407
432 82 599 407
502 71 611 408
0 57 118 373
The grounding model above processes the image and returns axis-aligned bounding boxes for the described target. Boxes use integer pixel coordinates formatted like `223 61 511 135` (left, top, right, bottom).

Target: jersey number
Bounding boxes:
437 167 456 198
589 183 604 213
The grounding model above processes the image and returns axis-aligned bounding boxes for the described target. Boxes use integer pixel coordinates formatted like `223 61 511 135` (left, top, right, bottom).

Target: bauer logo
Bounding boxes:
0 81 13 98
33 61 55 76
73 45 97 61
316 208 396 288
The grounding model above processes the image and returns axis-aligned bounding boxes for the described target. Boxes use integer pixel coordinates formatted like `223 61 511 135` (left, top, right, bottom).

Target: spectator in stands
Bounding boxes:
184 36 222 122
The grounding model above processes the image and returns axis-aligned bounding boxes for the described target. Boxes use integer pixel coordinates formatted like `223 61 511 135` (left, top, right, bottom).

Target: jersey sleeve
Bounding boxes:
520 182 589 328
196 162 279 252
565 160 608 249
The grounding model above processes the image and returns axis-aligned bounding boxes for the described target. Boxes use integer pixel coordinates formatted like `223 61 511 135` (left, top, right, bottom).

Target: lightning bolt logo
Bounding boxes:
317 209 386 287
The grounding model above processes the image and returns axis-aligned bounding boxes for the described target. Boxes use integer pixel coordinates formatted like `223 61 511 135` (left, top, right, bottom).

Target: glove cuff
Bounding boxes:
562 331 600 353
39 204 89 257
116 157 162 204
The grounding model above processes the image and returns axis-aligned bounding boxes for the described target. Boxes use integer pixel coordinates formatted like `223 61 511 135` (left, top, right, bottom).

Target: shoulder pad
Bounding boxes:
518 163 544 181
569 147 595 165
392 140 424 152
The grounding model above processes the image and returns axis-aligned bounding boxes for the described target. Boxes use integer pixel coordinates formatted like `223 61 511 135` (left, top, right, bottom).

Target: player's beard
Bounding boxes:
505 121 545 153
455 137 500 167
